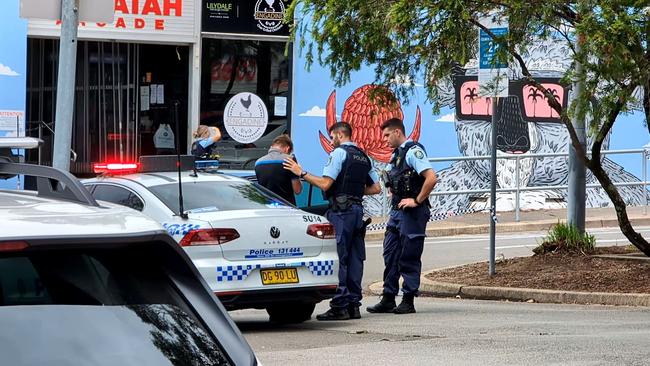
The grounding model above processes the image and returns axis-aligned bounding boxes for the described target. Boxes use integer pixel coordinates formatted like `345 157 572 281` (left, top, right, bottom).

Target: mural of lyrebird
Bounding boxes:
291 38 648 218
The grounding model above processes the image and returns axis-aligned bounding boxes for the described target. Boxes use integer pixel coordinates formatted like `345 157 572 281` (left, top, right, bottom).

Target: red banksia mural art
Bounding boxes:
318 85 421 163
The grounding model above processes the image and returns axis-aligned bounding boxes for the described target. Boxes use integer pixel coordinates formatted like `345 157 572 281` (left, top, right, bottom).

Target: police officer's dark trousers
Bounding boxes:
381 204 429 296
327 203 366 309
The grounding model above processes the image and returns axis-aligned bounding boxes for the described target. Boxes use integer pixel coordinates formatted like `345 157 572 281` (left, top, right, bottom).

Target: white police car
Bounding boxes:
0 139 258 365
83 156 339 323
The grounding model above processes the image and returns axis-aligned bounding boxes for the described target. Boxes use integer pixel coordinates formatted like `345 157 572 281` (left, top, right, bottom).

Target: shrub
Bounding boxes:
533 222 596 255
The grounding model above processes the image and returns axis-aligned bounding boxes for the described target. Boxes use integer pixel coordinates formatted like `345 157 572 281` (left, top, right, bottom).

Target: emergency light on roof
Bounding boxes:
93 162 139 174
139 155 196 173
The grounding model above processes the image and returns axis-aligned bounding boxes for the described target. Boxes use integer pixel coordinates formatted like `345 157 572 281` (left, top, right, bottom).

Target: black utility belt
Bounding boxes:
328 196 363 211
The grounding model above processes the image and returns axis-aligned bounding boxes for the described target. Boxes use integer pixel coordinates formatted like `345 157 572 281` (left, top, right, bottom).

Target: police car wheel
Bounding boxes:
266 302 316 324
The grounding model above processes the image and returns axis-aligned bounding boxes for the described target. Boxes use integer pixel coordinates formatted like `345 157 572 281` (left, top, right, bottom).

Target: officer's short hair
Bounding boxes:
272 134 294 153
381 118 405 135
329 122 353 137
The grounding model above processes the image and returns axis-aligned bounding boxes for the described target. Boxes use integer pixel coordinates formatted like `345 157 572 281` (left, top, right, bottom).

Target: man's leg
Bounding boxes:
367 210 401 313
346 205 365 318
318 210 354 321
395 205 429 314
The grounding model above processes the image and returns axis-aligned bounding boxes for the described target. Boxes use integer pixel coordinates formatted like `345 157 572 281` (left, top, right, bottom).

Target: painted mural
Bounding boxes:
0 3 27 189
292 38 649 218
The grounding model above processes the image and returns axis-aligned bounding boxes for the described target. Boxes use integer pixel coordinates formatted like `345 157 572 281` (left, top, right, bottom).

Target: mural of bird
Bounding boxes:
319 84 421 163
241 94 252 110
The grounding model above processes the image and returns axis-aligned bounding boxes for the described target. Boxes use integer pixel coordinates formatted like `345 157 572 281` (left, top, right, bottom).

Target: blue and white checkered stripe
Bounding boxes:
216 264 261 282
216 261 336 282
304 260 334 276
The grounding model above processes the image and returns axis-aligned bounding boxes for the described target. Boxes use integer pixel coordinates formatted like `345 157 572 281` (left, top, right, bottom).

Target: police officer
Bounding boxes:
284 122 381 320
367 118 437 314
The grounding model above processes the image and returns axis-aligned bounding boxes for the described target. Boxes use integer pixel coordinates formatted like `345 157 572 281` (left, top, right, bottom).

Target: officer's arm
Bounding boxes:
365 183 381 195
283 158 335 191
364 169 381 195
292 178 303 194
415 169 438 205
302 174 335 192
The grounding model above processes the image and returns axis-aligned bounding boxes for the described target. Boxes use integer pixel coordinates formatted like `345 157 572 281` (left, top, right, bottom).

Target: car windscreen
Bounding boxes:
0 248 231 366
149 180 291 213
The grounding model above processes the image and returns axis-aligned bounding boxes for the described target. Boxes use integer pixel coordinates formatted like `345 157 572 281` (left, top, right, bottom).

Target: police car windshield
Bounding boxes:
149 181 290 213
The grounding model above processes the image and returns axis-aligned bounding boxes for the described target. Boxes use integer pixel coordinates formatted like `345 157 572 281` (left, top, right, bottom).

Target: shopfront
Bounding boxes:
25 0 198 175
22 0 292 174
200 0 291 169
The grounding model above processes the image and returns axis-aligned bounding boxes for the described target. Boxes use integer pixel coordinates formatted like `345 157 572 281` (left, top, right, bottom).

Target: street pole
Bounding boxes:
489 97 498 276
567 22 586 233
52 0 79 171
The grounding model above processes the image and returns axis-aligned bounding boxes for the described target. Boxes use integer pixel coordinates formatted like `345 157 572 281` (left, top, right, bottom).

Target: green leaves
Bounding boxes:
290 0 648 132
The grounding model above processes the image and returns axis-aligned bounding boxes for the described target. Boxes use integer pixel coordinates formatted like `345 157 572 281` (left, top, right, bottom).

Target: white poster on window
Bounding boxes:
274 96 287 117
150 84 157 104
157 84 165 105
223 92 268 143
140 86 150 111
0 110 25 137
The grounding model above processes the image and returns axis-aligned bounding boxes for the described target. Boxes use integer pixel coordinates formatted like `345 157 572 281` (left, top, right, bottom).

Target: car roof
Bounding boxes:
0 190 166 239
84 170 250 187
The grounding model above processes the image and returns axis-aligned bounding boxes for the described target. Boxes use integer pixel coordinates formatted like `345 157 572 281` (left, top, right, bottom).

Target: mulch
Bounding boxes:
425 246 650 294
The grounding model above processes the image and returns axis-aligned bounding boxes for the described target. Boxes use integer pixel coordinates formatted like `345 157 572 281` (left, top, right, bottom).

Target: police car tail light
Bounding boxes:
306 224 335 240
93 162 139 174
179 228 240 246
0 241 29 252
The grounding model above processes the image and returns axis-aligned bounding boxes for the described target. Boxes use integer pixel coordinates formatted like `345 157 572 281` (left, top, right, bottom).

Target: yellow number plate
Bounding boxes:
260 268 299 285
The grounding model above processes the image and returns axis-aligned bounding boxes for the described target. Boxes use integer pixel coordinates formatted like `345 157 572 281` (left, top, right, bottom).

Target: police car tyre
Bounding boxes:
266 302 316 324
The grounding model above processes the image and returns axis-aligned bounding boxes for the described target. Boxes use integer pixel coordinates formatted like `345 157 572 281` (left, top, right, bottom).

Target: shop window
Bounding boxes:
200 38 290 169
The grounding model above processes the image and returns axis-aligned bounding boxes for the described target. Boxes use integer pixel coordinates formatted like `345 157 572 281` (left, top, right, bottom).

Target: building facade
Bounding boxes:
25 0 291 174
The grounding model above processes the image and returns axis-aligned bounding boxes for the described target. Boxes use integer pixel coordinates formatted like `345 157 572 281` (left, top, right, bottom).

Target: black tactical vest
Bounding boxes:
324 144 372 202
388 141 426 207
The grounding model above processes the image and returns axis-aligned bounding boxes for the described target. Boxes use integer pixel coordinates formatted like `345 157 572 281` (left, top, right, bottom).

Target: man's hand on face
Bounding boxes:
283 158 302 176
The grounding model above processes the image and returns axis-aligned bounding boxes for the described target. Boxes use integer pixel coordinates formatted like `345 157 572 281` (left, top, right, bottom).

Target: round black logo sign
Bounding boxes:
270 226 281 238
254 0 286 33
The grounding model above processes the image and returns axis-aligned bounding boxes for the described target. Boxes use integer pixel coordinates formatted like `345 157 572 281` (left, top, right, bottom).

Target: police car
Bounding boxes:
0 138 258 365
83 156 339 323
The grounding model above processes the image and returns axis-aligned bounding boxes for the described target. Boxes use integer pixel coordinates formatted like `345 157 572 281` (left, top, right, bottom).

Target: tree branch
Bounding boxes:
469 18 591 165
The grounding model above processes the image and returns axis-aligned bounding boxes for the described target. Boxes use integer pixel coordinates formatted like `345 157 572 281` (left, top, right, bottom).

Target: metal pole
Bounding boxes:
489 97 498 276
567 6 587 233
515 155 520 222
52 0 79 171
641 149 648 215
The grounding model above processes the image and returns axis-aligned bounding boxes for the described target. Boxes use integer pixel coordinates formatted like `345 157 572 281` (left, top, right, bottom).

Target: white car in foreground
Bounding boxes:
83 157 338 323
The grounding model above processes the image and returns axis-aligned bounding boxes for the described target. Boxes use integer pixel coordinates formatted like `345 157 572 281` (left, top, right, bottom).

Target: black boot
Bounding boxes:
366 294 397 313
394 294 416 314
316 307 350 321
348 305 361 319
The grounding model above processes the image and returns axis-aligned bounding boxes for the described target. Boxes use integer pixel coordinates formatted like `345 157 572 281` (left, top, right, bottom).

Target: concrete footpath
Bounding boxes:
367 206 650 307
366 205 650 241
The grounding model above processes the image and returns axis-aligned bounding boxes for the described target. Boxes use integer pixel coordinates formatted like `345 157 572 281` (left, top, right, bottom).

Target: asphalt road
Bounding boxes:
236 297 650 366
235 227 650 365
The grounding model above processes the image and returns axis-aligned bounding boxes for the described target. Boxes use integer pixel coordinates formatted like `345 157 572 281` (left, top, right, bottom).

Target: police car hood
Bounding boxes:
0 192 165 239
187 208 331 262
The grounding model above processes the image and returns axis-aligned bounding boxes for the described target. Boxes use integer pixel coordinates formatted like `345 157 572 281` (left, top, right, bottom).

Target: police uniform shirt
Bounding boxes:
322 142 380 183
255 147 300 205
387 140 432 174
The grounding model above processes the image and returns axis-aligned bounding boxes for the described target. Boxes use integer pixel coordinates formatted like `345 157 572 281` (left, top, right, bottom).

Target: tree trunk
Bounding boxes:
587 157 650 256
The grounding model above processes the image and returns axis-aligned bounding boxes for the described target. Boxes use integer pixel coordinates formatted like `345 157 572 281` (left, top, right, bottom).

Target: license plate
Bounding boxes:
260 268 299 285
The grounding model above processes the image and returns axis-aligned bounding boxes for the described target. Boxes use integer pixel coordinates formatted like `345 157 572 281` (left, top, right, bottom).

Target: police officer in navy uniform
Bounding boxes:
367 118 437 314
284 122 381 320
